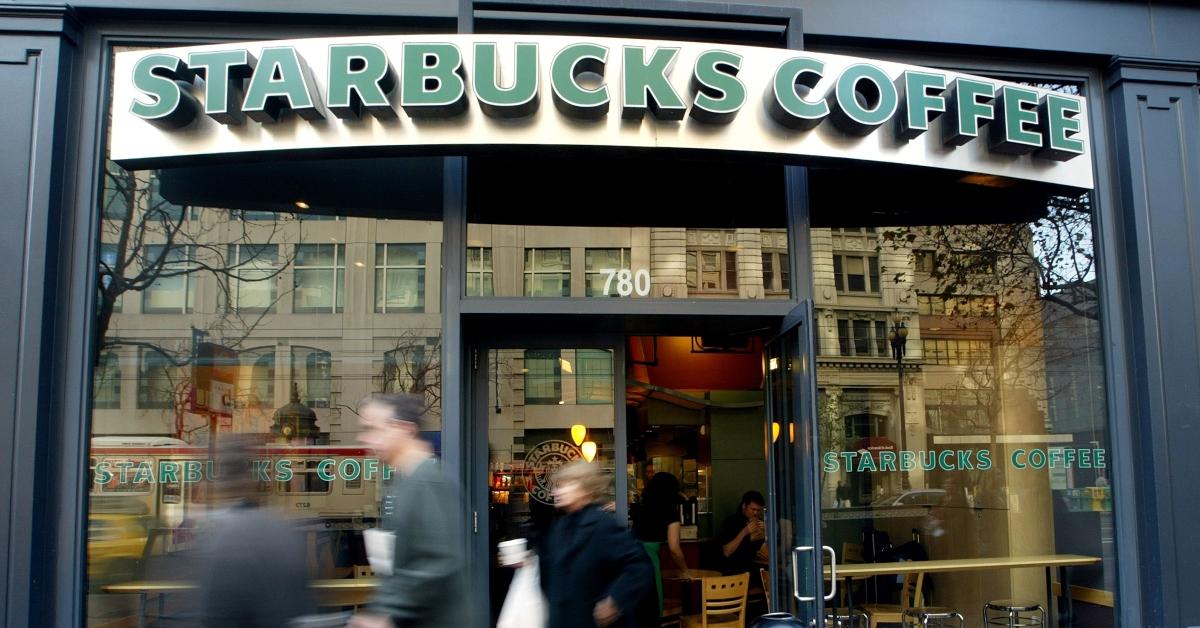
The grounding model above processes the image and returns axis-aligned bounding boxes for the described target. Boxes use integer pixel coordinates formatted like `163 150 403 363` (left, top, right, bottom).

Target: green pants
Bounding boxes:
641 541 664 614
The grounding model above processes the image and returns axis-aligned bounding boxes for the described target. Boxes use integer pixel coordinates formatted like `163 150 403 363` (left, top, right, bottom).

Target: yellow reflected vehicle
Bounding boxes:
87 513 148 586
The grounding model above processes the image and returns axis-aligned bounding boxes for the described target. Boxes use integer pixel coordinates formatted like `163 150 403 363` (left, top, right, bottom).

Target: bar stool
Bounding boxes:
901 607 965 627
825 610 866 628
983 599 1047 627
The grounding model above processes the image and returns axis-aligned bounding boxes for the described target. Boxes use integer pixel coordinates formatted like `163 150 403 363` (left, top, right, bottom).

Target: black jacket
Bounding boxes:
538 504 657 628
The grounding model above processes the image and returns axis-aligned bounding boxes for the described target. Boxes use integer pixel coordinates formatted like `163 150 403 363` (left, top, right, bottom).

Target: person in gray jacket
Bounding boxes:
350 393 466 628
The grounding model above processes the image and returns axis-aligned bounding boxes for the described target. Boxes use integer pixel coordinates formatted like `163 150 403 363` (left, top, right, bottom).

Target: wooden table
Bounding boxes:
823 554 1101 628
662 569 723 580
103 578 379 628
660 569 725 617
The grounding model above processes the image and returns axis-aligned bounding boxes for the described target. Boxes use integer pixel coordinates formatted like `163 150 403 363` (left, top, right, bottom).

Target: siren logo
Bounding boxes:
523 439 583 505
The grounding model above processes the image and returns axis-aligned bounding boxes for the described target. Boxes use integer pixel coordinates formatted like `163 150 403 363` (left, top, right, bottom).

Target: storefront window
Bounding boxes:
814 179 1116 623
87 53 446 621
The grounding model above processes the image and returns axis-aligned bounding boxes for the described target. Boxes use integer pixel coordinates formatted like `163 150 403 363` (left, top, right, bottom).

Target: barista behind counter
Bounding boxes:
716 490 767 576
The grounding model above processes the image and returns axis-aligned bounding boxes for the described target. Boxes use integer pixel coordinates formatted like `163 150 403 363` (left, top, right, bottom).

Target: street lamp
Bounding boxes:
888 314 911 489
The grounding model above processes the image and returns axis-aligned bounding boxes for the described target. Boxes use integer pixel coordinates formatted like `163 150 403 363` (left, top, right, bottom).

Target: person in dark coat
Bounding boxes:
539 460 657 628
198 434 315 628
350 393 467 628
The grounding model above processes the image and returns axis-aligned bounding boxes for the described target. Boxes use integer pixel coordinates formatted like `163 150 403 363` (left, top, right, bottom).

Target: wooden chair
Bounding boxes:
858 571 924 628
680 573 749 628
838 542 868 612
352 564 374 578
759 568 771 613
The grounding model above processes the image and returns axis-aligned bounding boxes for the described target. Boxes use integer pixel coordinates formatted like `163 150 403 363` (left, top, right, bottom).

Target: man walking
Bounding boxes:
350 393 466 628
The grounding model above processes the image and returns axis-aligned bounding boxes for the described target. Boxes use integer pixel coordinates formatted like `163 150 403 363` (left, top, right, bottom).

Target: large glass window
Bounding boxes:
467 247 494 296
584 248 631 297
375 244 426 312
89 120 444 628
142 245 197 313
293 244 344 313
814 165 1116 625
229 244 279 312
467 154 790 300
524 249 571 297
523 349 562 404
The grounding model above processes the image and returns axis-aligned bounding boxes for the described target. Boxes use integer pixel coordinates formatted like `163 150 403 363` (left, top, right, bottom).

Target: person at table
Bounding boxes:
350 393 466 628
633 471 689 615
716 490 767 576
539 460 657 627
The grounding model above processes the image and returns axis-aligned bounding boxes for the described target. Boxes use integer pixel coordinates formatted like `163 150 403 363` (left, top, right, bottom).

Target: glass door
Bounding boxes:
764 301 828 624
469 337 624 627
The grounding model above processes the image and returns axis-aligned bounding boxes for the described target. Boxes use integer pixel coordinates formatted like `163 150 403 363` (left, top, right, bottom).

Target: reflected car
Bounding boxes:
87 514 148 585
870 489 947 507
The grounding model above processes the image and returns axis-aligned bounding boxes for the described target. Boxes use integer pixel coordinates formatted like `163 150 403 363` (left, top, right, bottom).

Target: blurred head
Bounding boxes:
740 490 766 520
357 393 428 462
212 433 266 506
643 463 656 482
552 461 608 513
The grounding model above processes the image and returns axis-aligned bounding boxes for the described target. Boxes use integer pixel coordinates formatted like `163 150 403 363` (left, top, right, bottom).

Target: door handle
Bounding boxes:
822 545 838 602
791 546 815 602
791 545 839 603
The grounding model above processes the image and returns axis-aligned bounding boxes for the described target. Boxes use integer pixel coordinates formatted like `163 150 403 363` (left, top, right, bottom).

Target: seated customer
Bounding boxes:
716 491 766 576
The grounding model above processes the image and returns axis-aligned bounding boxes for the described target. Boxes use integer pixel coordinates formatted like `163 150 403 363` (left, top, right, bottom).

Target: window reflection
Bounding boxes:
815 188 1114 623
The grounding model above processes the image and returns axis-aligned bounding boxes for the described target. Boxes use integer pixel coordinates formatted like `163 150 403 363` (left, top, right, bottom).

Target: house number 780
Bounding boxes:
600 268 651 296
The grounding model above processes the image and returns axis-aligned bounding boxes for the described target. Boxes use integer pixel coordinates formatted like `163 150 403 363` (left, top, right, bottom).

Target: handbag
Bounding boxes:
497 557 547 628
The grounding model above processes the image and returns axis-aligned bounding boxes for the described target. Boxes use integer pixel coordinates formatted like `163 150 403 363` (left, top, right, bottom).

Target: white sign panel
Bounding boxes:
111 34 1093 189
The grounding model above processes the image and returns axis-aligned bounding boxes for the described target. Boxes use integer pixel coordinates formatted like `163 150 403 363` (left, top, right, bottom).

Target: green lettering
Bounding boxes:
689 49 744 124
187 49 254 124
943 77 995 146
159 461 179 484
823 451 839 473
275 459 293 482
621 45 685 121
990 85 1043 154
401 43 468 118
896 70 946 140
130 53 199 128
767 56 828 130
550 43 610 120
242 46 325 122
338 458 362 482
829 63 898 136
327 43 397 120
1036 93 1085 161
473 42 539 118
317 458 336 482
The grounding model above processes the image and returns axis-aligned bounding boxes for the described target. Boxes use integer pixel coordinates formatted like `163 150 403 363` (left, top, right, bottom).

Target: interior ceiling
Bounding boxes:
627 336 764 409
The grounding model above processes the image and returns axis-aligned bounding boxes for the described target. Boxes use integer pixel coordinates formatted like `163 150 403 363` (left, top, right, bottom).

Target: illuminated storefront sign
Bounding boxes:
111 35 1093 188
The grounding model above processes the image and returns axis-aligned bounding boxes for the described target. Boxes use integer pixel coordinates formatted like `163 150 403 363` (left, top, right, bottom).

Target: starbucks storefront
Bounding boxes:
5 3 1199 627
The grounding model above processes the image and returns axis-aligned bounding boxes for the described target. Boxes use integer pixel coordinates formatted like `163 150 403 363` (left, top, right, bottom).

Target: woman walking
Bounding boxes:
539 461 657 627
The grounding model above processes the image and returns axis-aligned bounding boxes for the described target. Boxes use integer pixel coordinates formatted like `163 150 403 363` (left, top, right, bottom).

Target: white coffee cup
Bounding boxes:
497 538 528 566
363 529 395 576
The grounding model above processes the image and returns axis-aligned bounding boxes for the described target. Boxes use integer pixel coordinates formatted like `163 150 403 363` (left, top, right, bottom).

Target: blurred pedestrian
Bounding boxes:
539 461 656 628
198 433 314 627
633 471 689 615
350 393 465 628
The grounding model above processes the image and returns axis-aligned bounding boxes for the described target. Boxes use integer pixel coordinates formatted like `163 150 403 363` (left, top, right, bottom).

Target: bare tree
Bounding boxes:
96 162 297 369
380 331 443 419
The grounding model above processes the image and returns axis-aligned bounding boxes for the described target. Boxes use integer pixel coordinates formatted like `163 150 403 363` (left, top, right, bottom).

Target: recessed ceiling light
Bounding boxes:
294 200 310 209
